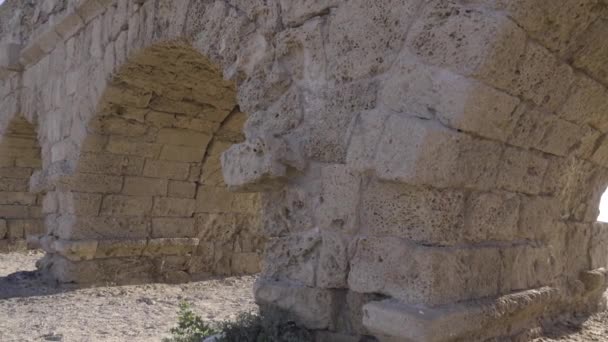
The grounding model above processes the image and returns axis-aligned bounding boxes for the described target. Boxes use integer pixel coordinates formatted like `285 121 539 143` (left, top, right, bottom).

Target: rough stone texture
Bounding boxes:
2 0 608 340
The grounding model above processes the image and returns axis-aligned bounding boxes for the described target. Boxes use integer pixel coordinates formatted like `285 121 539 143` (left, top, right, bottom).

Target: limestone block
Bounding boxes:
346 109 391 172
259 184 316 237
564 222 592 277
123 176 168 197
195 186 237 213
151 197 195 217
407 0 527 90
231 252 261 274
572 19 608 86
195 213 238 243
244 87 303 139
279 0 342 26
143 160 190 180
317 231 350 288
152 218 196 238
0 205 31 219
495 0 602 56
590 223 608 269
54 215 150 240
95 239 147 259
349 236 502 306
263 228 321 287
156 128 212 148
54 12 86 39
167 181 196 199
221 135 304 191
106 138 162 158
362 287 558 342
298 80 378 163
361 181 465 245
508 106 586 156
313 164 361 235
558 74 608 133
371 115 502 190
142 238 198 257
381 53 520 142
100 195 153 216
159 145 205 163
500 245 556 292
56 191 102 216
464 191 520 243
255 279 337 330
0 43 22 71
0 192 38 205
517 196 560 243
0 219 6 239
326 0 420 82
50 239 98 261
509 42 575 111
56 173 123 194
77 152 144 176
496 147 549 195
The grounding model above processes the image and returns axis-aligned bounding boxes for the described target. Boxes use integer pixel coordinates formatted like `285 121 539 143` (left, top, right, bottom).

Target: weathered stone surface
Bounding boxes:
2 0 608 340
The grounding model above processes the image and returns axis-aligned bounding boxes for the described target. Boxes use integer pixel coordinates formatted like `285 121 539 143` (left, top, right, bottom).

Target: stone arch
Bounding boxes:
0 114 43 252
38 41 263 285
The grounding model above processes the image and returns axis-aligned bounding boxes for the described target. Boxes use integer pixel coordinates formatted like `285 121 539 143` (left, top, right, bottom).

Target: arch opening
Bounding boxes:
0 115 43 252
40 42 263 284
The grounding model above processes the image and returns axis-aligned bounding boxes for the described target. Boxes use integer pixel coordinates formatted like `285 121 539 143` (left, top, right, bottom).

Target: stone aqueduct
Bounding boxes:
1 0 608 340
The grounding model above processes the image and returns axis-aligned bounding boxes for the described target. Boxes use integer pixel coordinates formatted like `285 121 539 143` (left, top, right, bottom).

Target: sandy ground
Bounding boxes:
1 251 607 342
0 251 257 342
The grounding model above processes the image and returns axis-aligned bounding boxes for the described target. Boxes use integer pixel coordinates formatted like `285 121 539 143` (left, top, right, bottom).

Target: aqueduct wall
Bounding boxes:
1 0 608 340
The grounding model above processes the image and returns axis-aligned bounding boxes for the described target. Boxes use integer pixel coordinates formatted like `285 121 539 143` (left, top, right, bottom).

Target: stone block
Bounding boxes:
231 252 262 274
263 228 321 287
167 181 197 199
406 0 527 90
371 115 502 190
159 145 205 163
0 219 6 239
496 147 549 195
558 74 608 133
152 218 196 238
381 53 520 142
590 222 608 269
59 173 123 194
156 128 212 148
363 287 558 342
314 164 361 235
255 279 337 330
0 205 31 219
195 186 243 214
100 195 153 216
123 176 168 197
106 138 162 158
326 0 419 82
349 236 502 306
0 43 22 71
463 191 520 242
0 192 38 205
77 152 145 176
151 197 196 217
143 160 190 180
572 19 608 86
361 181 465 245
53 215 150 240
142 238 198 257
95 239 147 259
317 231 350 288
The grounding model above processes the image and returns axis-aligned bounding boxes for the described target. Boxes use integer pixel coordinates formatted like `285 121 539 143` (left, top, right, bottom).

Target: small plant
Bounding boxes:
163 303 313 342
218 309 313 342
163 302 219 342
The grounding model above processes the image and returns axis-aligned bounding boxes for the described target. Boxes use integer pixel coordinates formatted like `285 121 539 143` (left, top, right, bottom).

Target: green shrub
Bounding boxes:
163 303 313 342
218 310 313 342
163 302 219 342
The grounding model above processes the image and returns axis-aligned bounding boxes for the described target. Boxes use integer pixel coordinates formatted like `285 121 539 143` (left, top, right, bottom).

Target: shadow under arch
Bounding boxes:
0 114 44 253
38 41 264 285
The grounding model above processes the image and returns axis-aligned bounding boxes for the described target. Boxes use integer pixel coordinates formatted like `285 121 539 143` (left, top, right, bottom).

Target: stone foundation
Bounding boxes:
1 0 608 340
